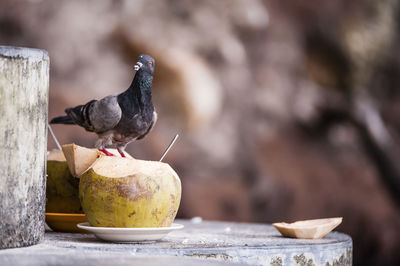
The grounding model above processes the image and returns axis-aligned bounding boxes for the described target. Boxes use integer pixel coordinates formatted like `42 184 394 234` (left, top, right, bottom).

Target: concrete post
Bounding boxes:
0 46 49 249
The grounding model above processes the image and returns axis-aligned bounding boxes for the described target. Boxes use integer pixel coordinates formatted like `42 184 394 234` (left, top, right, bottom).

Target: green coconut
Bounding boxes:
46 149 83 213
79 156 182 227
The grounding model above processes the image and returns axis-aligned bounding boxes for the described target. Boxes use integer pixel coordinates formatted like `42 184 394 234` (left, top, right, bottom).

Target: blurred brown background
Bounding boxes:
1 0 400 265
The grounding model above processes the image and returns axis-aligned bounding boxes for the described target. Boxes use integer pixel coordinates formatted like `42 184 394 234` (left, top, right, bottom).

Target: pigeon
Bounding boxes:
50 54 157 157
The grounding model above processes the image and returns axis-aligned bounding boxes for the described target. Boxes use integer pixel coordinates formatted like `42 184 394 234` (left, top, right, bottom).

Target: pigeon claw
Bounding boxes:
118 151 126 158
99 148 115 156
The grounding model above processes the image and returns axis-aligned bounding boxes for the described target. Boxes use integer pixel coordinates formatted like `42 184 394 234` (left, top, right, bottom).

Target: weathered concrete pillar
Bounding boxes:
0 46 49 249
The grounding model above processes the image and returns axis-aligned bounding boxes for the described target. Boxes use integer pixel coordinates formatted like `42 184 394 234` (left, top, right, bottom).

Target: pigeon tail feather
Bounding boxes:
50 115 75 125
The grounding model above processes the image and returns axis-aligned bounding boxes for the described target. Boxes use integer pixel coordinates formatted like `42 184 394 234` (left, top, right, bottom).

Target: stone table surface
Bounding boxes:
0 219 352 266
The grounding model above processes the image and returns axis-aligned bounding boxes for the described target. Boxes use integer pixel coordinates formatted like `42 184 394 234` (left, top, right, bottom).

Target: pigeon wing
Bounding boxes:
88 95 122 133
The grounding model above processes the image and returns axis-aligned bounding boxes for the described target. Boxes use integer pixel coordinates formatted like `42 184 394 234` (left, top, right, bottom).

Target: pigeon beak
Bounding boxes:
133 62 143 71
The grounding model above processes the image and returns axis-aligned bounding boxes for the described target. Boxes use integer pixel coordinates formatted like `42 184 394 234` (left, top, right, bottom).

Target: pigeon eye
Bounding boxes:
147 62 153 67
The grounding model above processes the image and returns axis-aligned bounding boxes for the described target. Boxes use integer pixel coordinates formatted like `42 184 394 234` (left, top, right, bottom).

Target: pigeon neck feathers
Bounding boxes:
118 69 154 116
131 70 152 104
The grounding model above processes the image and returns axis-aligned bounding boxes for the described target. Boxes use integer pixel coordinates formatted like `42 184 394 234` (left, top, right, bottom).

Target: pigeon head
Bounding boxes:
133 54 155 74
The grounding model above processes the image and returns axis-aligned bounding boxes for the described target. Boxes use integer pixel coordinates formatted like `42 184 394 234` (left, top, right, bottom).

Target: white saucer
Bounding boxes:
77 222 184 242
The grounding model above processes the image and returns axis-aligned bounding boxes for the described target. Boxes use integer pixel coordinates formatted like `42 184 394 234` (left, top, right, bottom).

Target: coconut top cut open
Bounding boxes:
47 149 66 161
90 155 178 179
61 144 133 177
273 217 343 239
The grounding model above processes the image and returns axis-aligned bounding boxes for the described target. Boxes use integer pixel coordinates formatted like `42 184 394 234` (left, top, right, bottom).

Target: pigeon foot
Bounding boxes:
117 148 126 158
99 148 115 156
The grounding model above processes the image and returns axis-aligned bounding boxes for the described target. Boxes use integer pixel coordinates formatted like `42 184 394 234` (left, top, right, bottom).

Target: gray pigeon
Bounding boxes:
50 54 157 157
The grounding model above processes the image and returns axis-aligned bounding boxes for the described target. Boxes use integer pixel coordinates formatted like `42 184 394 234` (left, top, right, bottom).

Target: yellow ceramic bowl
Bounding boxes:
46 213 89 233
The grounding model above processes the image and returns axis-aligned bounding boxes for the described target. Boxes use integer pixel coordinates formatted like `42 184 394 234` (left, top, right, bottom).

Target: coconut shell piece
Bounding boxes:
61 144 132 177
273 217 343 239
